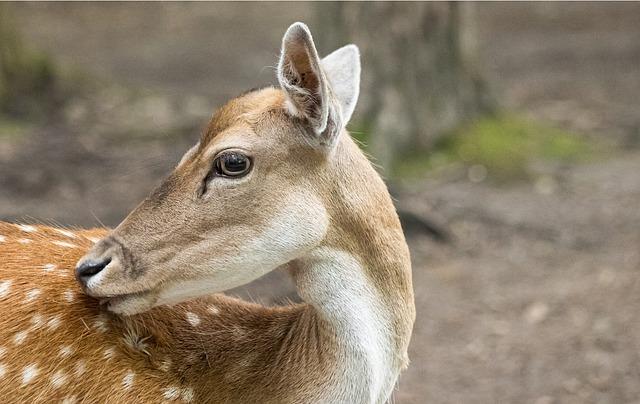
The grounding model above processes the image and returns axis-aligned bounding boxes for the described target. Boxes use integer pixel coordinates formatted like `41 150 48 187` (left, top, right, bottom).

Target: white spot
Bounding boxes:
25 289 41 302
73 360 86 376
181 387 195 402
0 280 11 298
47 315 62 331
85 236 100 243
163 387 180 400
17 224 37 233
122 371 135 390
63 289 75 303
0 235 6 243
43 263 57 272
18 238 32 244
207 305 220 315
52 240 77 248
50 369 67 388
13 330 28 345
59 345 74 358
0 346 6 358
30 313 45 329
53 228 77 239
186 312 201 327
21 363 39 385
62 395 77 404
103 347 116 360
0 363 5 379
93 314 109 333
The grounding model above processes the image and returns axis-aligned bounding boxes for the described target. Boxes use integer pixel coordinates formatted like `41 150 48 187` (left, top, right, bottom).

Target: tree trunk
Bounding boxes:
0 4 56 118
316 2 494 170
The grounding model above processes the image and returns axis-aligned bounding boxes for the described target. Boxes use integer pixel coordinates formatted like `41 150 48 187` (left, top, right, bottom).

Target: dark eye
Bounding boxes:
214 151 251 177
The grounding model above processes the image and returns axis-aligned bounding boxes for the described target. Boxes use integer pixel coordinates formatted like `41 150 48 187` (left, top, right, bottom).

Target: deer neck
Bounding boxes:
289 139 415 403
291 249 405 403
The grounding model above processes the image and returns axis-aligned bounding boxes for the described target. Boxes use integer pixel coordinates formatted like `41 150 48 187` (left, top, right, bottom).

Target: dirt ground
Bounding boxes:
1 3 640 403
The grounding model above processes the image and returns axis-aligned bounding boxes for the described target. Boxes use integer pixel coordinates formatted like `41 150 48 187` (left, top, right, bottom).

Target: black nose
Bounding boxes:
76 257 111 286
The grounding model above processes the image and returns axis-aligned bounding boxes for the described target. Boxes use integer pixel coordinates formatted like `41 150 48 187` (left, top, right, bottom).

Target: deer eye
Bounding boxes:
214 151 251 177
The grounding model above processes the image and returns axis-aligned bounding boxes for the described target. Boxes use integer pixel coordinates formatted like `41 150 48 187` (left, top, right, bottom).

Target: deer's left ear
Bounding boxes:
277 22 360 149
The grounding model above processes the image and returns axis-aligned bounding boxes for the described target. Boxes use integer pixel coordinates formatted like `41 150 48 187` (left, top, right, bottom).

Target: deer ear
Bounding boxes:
277 22 343 148
321 44 360 125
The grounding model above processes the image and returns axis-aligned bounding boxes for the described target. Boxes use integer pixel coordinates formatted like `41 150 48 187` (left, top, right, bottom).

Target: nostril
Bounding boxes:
76 257 111 284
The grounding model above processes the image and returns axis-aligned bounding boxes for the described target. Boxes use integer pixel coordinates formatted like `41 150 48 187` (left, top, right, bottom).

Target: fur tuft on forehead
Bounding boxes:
200 87 286 146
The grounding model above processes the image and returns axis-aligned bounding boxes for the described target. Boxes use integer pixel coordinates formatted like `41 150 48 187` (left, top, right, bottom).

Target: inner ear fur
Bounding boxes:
278 22 342 147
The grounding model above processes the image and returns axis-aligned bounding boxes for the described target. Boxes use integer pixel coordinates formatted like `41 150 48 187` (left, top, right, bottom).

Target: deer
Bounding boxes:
0 22 415 403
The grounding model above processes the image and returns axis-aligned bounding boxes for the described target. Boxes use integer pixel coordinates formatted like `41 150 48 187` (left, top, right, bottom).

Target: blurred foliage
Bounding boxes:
0 117 34 139
378 114 598 181
0 4 58 120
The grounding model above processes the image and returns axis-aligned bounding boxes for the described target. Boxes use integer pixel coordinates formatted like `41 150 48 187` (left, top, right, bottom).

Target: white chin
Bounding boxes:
106 292 157 316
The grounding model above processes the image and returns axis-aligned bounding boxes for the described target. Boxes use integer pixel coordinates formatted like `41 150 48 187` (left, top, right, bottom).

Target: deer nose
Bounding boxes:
76 257 111 286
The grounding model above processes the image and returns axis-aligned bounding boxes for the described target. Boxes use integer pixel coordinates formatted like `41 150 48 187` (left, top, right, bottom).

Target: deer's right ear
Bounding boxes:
277 22 342 148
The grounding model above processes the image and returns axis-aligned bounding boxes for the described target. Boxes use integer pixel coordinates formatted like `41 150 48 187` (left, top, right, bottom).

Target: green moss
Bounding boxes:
393 114 598 181
0 115 34 139
0 5 58 119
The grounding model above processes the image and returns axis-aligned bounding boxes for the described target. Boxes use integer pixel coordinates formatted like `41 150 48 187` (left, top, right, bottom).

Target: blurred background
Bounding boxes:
1 2 639 403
